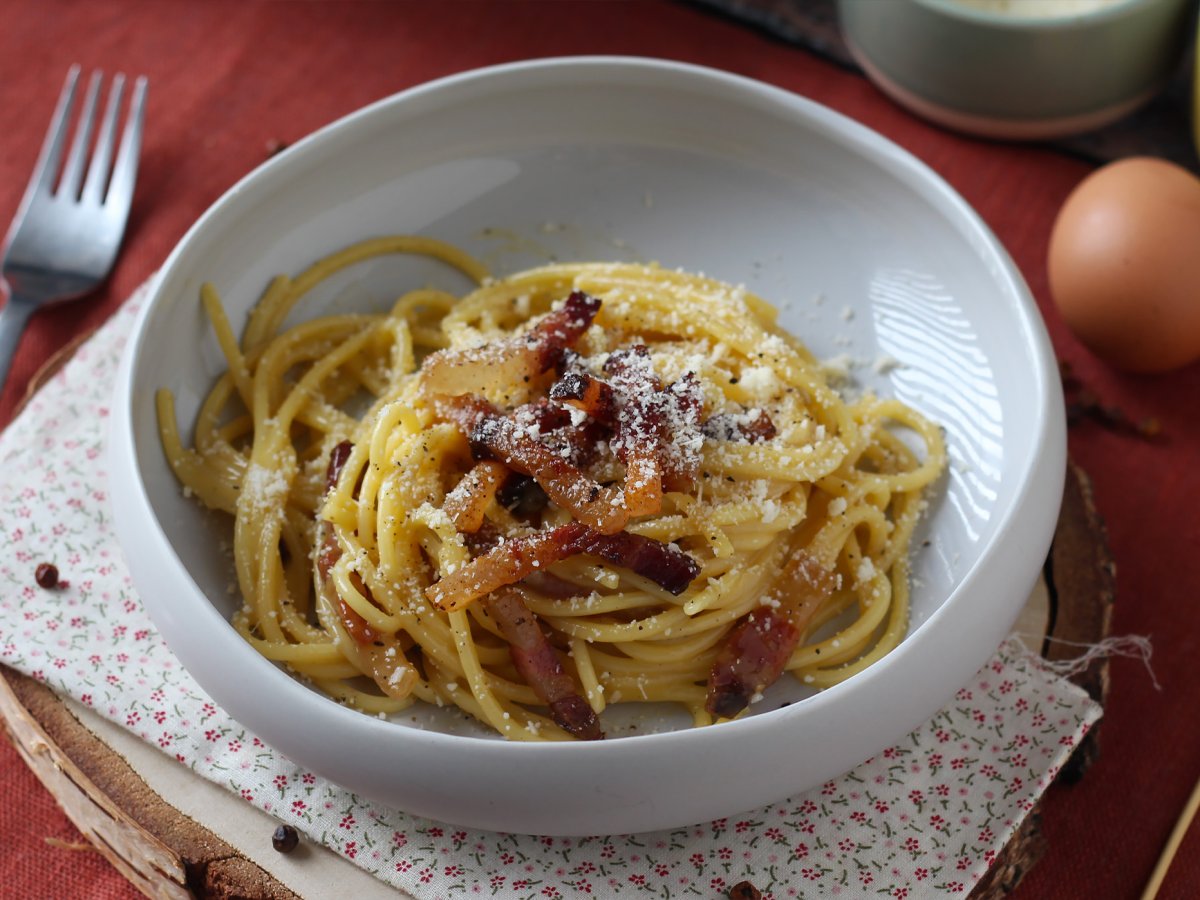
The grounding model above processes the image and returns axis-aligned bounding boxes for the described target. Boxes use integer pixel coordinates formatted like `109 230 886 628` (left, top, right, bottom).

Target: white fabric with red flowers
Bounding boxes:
0 285 1101 899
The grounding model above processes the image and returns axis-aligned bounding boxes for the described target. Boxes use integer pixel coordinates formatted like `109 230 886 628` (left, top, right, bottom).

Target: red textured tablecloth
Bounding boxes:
0 2 1197 898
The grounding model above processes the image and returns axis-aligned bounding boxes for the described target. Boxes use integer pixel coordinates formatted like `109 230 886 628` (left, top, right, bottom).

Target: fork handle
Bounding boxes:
0 292 39 393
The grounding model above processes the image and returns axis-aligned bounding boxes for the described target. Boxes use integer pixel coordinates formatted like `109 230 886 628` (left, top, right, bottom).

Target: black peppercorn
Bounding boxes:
272 824 299 853
35 563 59 589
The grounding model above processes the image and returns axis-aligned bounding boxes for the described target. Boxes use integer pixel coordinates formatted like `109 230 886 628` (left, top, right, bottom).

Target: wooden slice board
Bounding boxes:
0 346 1115 899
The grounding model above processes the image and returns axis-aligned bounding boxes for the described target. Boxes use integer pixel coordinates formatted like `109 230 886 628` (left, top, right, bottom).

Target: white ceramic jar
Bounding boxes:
839 0 1194 139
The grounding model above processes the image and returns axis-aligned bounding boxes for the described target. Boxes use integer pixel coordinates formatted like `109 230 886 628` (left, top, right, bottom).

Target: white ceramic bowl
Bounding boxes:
109 57 1065 835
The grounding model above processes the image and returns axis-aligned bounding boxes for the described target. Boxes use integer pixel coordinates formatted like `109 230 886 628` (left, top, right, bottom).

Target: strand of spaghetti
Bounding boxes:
277 511 320 638
823 561 912 682
391 287 458 353
192 373 241 452
242 274 292 353
155 390 241 514
702 441 850 482
238 324 380 637
568 636 605 714
328 555 401 633
611 626 728 663
200 282 254 409
787 545 893 670
230 625 344 664
338 549 545 707
313 680 411 715
291 662 362 680
543 544 786 644
262 236 488 344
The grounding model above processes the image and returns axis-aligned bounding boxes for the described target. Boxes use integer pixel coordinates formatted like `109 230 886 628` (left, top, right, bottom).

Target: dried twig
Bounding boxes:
1060 362 1162 441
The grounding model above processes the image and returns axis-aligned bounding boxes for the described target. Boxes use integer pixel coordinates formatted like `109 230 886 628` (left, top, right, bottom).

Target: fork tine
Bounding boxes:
57 69 103 200
29 65 81 196
81 73 125 204
103 75 146 213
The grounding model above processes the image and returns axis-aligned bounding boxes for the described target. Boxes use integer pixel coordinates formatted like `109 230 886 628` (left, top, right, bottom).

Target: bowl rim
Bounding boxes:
110 54 1066 831
910 0 1150 29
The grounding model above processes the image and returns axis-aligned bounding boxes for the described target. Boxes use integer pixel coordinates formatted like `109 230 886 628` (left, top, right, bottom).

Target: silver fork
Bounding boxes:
0 66 147 389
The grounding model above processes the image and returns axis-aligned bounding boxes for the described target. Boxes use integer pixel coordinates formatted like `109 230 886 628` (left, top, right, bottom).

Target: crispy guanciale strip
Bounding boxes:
514 397 573 432
426 522 700 612
702 408 777 444
316 524 379 647
551 357 699 512
485 587 603 740
315 532 417 697
427 522 590 612
326 440 354 491
549 368 617 424
705 551 836 719
443 460 510 533
519 398 610 468
436 393 497 434
570 528 700 596
604 347 667 514
660 374 704 491
442 395 627 534
527 290 603 371
606 349 703 505
420 290 601 396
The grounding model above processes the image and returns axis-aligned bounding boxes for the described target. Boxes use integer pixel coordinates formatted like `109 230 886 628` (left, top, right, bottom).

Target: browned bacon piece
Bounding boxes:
316 524 378 646
325 440 354 491
622 451 664 517
569 529 700 596
510 397 608 468
705 607 797 720
420 291 601 396
604 350 703 505
660 373 703 492
514 397 573 432
427 522 590 612
604 345 658 385
485 587 603 740
549 369 617 424
341 576 383 646
465 404 627 535
315 528 416 695
436 398 624 532
552 416 610 469
436 393 497 434
705 551 836 719
702 408 777 444
318 523 378 646
443 461 509 533
526 290 602 372
426 522 700 611
604 347 667 514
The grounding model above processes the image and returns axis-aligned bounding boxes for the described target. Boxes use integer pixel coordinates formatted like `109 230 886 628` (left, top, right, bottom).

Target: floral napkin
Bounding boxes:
0 284 1101 899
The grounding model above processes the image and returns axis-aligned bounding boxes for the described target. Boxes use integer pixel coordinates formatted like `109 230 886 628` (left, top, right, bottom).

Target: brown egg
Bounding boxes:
1047 157 1200 373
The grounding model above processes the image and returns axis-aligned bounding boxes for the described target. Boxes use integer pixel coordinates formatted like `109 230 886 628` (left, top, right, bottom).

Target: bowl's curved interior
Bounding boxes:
111 57 1064 835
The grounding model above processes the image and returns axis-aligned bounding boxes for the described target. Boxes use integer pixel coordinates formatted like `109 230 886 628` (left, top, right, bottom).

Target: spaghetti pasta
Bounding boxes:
157 236 945 741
